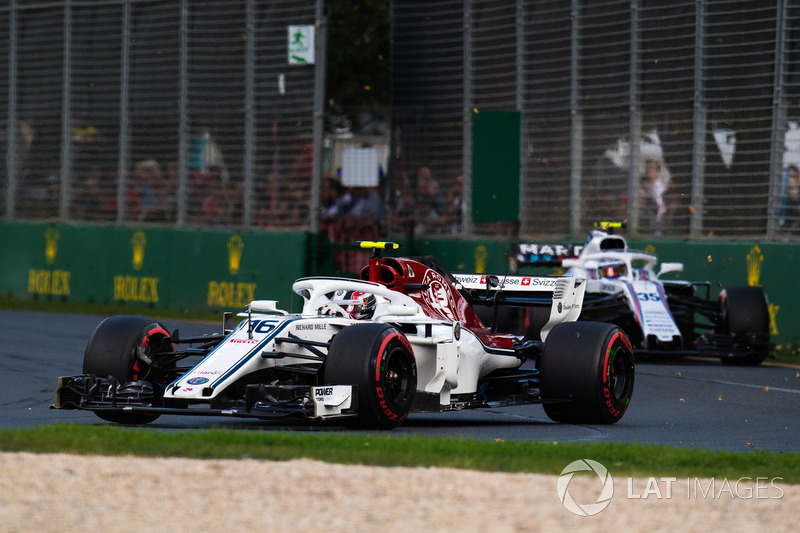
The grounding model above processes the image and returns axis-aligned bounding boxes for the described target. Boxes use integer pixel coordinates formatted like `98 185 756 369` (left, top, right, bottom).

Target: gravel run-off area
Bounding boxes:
1 452 796 532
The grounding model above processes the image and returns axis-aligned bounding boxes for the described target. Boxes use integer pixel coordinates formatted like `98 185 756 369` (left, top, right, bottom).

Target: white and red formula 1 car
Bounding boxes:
53 242 635 429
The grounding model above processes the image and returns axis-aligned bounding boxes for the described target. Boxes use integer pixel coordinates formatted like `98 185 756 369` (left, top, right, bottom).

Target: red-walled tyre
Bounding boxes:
83 315 174 425
538 322 635 424
325 323 417 429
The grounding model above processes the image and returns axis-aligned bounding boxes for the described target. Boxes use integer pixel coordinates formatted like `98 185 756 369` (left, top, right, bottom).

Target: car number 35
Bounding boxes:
637 292 661 302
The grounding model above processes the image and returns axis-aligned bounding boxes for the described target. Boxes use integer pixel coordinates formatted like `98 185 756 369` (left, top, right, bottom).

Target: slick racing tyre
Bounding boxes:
719 285 770 366
538 322 635 424
325 324 417 429
83 315 174 424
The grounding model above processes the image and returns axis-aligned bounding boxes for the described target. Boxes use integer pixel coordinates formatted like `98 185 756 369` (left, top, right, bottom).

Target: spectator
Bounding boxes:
73 164 115 221
640 159 669 235
20 166 60 219
328 184 383 272
783 165 800 233
187 165 224 225
392 188 416 234
593 152 629 221
320 174 353 229
217 180 245 226
157 161 179 223
201 165 226 224
280 140 313 227
340 185 382 235
254 165 278 227
415 166 447 235
133 158 176 223
442 173 464 234
389 170 415 234
132 159 157 221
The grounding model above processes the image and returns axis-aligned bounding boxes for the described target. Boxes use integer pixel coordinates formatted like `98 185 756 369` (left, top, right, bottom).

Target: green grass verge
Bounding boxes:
0 424 797 482
0 297 221 323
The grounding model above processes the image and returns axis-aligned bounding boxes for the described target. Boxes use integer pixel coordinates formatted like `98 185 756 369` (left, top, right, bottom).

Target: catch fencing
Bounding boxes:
1 0 319 230
3 1 800 241
390 0 800 239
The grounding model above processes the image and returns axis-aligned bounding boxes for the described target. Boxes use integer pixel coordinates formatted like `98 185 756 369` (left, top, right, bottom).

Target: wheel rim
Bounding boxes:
135 326 174 383
607 345 633 404
381 346 415 408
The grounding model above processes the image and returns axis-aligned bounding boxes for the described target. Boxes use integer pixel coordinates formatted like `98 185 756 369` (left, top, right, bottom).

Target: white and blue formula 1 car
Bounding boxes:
504 224 771 365
53 242 635 429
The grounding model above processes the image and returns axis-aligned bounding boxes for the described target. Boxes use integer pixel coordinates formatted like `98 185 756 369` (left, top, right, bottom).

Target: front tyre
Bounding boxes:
324 324 417 429
83 315 173 424
538 322 635 424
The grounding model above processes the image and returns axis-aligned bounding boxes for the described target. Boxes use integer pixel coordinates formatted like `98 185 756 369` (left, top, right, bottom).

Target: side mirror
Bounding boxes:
658 262 683 278
248 300 289 315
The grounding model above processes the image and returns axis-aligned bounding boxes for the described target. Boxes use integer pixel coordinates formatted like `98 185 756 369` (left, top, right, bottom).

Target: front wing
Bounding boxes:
53 374 359 421
581 288 769 360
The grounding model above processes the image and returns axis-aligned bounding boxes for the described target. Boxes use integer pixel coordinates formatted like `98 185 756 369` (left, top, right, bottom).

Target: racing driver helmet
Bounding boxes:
598 259 626 278
332 290 377 320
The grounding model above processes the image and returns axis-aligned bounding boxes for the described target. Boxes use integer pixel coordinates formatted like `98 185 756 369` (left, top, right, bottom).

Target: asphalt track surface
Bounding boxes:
2 309 799 452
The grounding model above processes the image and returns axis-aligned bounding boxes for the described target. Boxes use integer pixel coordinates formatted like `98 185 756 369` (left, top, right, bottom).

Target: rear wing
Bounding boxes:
453 273 586 340
454 273 563 294
453 273 583 305
508 243 583 271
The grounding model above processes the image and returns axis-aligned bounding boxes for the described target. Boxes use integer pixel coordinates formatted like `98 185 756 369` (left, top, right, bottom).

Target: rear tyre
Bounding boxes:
718 286 770 366
83 315 173 424
324 324 417 429
538 322 635 424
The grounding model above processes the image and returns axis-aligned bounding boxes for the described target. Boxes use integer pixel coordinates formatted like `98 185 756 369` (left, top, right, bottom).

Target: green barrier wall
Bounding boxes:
1 221 307 314
414 236 800 349
2 222 797 349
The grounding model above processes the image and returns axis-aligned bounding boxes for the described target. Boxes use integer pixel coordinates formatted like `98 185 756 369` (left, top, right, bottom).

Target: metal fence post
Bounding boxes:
243 0 256 229
690 0 707 238
767 0 788 239
310 0 327 235
570 0 583 238
462 0 474 236
176 0 189 226
59 0 72 220
117 0 131 223
517 0 526 235
5 0 17 219
627 0 641 236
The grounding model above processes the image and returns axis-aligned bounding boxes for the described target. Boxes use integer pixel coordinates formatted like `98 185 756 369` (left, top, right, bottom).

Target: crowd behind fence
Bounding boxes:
3 0 800 243
390 0 800 240
2 0 318 231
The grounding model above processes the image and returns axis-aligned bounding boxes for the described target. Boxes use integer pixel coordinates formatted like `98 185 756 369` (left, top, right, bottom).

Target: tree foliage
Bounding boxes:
325 0 390 110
